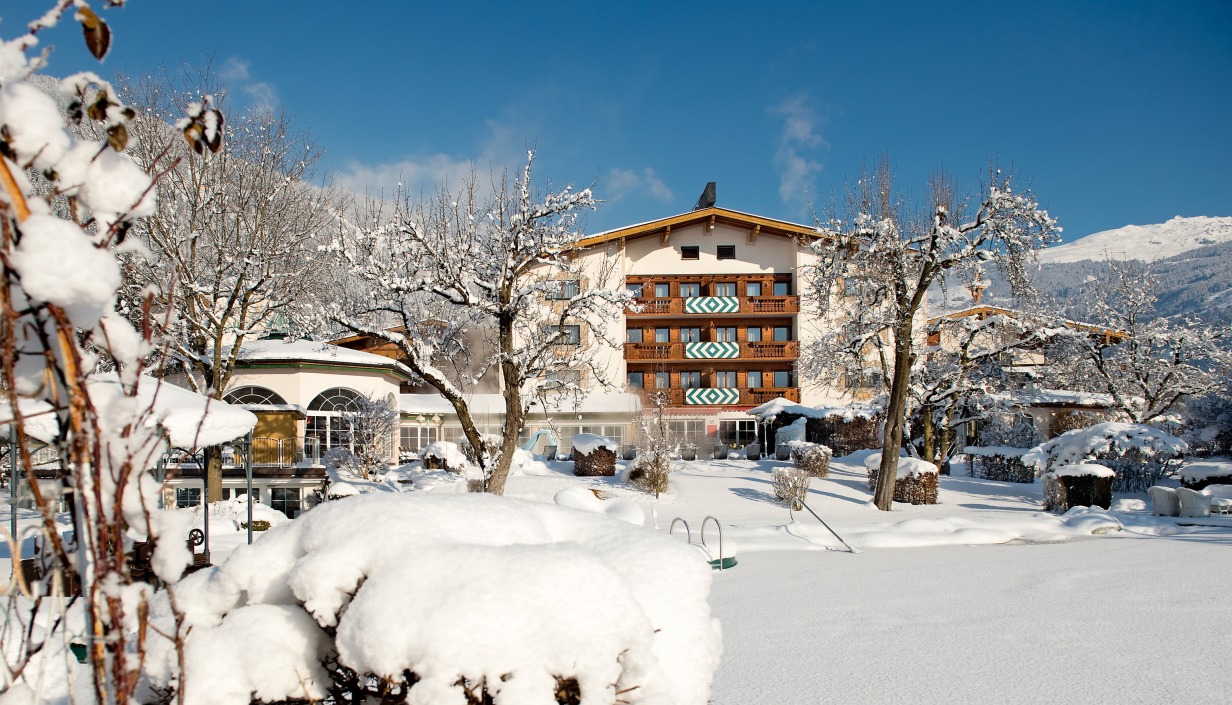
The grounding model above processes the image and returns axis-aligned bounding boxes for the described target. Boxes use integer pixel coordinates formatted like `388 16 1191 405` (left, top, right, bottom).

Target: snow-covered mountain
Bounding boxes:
1038 215 1232 264
930 216 1232 325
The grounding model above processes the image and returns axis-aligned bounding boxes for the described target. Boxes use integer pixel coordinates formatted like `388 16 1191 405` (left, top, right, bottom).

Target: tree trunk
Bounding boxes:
920 410 935 467
875 328 914 510
204 445 224 503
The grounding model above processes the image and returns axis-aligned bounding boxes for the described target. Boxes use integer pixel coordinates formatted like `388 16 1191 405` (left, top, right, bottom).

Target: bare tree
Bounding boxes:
1052 257 1230 423
630 390 685 498
121 63 339 500
336 394 400 480
319 154 630 495
800 156 1060 510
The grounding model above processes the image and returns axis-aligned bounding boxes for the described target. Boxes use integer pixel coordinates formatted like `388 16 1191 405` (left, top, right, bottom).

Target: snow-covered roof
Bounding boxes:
399 391 642 417
746 397 882 422
232 339 412 375
1 376 257 449
1014 389 1115 408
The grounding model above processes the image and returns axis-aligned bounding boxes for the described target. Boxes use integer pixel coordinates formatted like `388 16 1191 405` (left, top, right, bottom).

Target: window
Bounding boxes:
655 372 671 389
627 328 643 344
627 372 644 389
681 246 700 260
545 369 582 389
399 425 437 452
224 385 287 406
626 283 644 298
654 283 670 298
307 387 362 453
746 327 762 342
719 420 757 447
715 371 737 388
716 245 736 260
746 281 762 297
546 280 579 300
680 327 701 342
747 370 763 388
774 326 791 341
716 327 737 342
272 488 302 519
667 420 706 445
774 370 793 388
680 371 701 389
714 282 736 297
546 325 581 345
679 283 700 298
774 281 790 296
175 487 201 508
655 328 670 343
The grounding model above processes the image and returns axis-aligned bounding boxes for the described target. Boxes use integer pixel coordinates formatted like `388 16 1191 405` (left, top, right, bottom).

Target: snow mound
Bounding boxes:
553 487 645 526
1060 506 1123 534
421 441 469 472
1038 216 1232 264
182 495 290 532
149 494 721 705
572 433 619 456
863 453 938 479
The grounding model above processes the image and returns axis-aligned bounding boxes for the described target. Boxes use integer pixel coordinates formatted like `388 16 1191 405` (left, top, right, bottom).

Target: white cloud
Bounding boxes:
221 57 278 106
603 167 673 203
335 153 478 198
769 92 827 207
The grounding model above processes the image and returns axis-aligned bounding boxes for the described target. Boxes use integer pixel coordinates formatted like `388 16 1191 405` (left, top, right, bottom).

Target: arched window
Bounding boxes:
223 385 288 406
308 387 361 413
306 387 362 452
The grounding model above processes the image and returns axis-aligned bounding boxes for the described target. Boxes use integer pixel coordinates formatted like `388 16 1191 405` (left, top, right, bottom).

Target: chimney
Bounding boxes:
968 281 987 305
693 182 716 211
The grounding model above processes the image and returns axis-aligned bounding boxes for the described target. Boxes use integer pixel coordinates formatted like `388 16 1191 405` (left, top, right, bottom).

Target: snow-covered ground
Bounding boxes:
6 451 1230 703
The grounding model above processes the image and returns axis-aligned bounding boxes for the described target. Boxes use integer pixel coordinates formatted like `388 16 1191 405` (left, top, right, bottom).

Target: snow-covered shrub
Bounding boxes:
978 412 1042 449
772 466 811 509
767 405 882 457
147 494 722 705
421 441 469 473
1178 458 1232 491
574 434 619 477
964 447 1034 483
462 432 503 468
1042 464 1114 512
863 453 939 504
631 451 672 498
789 442 832 478
1050 410 1109 437
1023 422 1188 493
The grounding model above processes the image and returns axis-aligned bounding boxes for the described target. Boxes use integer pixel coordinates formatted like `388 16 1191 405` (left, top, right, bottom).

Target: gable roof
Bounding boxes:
576 206 822 249
927 305 1129 341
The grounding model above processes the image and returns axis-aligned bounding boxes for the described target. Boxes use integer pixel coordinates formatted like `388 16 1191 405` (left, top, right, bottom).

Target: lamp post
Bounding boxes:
244 432 254 545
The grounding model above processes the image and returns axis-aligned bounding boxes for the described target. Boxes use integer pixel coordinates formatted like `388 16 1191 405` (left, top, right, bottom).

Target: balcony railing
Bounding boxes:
635 387 800 406
624 341 798 361
627 296 799 316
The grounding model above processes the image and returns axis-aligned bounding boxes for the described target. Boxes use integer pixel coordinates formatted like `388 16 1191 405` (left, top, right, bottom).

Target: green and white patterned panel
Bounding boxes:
684 342 740 359
685 388 741 405
684 297 740 314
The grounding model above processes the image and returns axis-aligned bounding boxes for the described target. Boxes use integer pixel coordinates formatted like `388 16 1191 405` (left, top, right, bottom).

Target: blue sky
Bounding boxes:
9 0 1231 240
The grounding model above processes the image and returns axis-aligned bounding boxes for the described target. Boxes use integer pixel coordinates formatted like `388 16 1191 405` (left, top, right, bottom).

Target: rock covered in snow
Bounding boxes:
147 493 721 705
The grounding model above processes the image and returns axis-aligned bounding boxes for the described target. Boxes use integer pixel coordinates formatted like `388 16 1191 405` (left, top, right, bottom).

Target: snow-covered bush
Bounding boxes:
573 433 618 477
1042 464 1114 512
421 441 469 473
146 494 721 705
772 466 811 510
1178 457 1232 491
964 446 1034 483
630 451 672 498
1023 422 1188 493
789 442 832 478
863 453 939 505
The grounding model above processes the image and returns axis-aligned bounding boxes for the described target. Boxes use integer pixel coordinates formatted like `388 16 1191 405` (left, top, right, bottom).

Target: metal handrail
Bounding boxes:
794 499 858 553
669 517 691 544
700 516 726 570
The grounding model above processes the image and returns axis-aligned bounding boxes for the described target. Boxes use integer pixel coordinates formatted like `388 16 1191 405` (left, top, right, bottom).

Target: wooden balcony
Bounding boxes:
636 387 801 406
627 296 799 317
624 341 798 361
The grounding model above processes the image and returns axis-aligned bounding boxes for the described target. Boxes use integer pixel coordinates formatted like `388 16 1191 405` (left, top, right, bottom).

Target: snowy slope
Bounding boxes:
1038 215 1232 263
